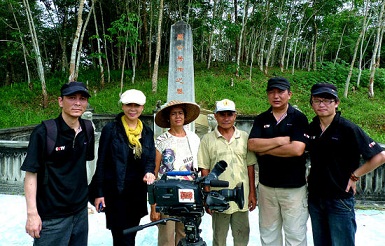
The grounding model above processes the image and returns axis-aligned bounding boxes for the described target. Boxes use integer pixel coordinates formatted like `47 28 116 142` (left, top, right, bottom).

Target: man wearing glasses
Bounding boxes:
306 83 385 246
248 77 309 246
198 99 257 246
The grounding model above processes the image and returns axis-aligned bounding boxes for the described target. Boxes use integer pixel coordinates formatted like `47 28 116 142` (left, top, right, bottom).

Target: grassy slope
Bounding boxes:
1 64 384 142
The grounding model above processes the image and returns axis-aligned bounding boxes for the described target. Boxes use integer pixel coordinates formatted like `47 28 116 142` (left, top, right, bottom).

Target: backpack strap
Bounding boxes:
42 119 57 156
43 119 93 155
83 119 94 142
42 119 57 185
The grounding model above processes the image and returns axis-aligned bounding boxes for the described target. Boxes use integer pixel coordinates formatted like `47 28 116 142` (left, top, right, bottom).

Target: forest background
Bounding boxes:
0 0 385 142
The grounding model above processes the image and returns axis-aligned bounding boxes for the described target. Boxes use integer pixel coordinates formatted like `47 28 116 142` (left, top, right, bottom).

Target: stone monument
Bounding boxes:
166 20 195 104
154 20 196 137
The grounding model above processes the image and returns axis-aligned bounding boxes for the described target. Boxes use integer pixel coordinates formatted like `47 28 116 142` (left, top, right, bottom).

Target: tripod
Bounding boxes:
177 214 206 246
123 214 206 245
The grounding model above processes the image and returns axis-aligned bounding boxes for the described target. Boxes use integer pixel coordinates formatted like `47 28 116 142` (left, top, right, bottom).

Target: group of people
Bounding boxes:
21 78 385 246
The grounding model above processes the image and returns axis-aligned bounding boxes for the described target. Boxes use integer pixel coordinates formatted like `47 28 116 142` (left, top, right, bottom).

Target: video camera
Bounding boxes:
123 160 244 245
148 160 244 217
141 160 244 246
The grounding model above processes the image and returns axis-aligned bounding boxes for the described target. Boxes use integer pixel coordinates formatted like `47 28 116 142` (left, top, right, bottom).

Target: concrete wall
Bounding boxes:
1 114 384 203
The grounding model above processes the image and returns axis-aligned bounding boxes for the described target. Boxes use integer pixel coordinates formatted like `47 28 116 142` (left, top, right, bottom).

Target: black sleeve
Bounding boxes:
144 127 156 174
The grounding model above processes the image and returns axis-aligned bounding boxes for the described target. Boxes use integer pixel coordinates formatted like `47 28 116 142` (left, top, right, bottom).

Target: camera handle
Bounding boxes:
123 217 181 235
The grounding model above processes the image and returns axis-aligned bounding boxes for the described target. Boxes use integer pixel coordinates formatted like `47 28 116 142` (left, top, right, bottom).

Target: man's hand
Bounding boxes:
25 211 42 239
248 193 257 212
345 179 357 195
150 204 161 222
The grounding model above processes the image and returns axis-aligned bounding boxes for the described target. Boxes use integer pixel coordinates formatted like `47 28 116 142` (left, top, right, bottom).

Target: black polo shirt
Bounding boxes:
21 114 94 219
249 104 309 188
307 112 383 199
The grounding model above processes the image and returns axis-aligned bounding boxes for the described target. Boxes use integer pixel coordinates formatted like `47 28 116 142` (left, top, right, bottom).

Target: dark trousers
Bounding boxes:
34 208 88 246
309 196 356 246
111 216 141 246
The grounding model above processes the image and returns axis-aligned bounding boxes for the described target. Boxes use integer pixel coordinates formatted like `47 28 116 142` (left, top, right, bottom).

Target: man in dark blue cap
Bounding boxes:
248 77 309 245
306 83 385 246
21 81 95 245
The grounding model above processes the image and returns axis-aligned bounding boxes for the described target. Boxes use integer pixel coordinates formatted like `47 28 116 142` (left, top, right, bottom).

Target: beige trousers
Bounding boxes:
258 183 309 246
157 214 185 246
212 211 250 246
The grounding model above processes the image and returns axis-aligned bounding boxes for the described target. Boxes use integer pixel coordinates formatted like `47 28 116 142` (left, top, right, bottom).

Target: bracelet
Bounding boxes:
350 173 359 182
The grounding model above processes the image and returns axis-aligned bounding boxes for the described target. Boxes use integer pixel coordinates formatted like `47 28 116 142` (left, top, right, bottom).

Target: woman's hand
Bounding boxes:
143 172 156 184
94 197 105 212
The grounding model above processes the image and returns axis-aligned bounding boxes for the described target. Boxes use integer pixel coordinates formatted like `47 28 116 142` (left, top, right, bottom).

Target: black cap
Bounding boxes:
311 83 338 98
60 82 91 98
266 77 290 91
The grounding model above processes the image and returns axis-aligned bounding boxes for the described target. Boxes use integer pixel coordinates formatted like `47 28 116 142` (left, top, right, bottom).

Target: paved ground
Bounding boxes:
1 194 385 245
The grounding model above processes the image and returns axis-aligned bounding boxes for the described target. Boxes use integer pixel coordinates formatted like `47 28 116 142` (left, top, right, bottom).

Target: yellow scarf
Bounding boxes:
121 116 143 159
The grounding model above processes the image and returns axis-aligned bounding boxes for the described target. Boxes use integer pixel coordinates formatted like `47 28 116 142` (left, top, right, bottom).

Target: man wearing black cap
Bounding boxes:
307 83 385 246
21 81 95 245
248 77 309 245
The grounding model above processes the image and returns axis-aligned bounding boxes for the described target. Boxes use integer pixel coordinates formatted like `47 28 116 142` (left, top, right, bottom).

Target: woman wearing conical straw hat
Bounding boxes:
151 100 201 246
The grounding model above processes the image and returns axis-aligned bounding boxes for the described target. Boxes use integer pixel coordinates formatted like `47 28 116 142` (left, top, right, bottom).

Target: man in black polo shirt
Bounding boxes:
248 77 309 245
21 82 95 245
306 83 385 246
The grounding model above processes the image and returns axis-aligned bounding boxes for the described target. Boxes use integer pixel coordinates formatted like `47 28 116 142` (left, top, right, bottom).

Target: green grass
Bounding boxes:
1 63 385 143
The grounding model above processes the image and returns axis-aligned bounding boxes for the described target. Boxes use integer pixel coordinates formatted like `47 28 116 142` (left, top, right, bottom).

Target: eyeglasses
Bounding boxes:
311 99 335 105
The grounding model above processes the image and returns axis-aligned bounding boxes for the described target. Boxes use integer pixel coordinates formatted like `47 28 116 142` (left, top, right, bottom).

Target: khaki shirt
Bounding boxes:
198 126 257 214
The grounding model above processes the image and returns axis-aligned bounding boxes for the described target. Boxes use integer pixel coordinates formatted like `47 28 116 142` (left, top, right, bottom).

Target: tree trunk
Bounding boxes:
368 0 385 98
312 22 318 71
92 0 104 87
23 0 48 108
148 0 153 78
236 0 249 77
264 28 277 75
99 1 110 84
249 28 258 82
234 0 239 64
120 29 129 95
40 1 68 73
10 2 31 89
279 0 293 72
69 0 85 82
344 1 370 98
207 0 217 70
152 0 164 93
258 30 266 72
334 23 347 65
75 0 93 81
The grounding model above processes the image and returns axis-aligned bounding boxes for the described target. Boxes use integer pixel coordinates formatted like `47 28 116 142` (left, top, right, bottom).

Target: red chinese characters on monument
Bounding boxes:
176 32 186 94
176 78 184 84
177 56 184 62
177 33 184 41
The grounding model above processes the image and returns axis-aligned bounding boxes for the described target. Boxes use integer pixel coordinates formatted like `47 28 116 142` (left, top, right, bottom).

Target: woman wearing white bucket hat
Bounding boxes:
90 89 156 245
151 100 201 246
